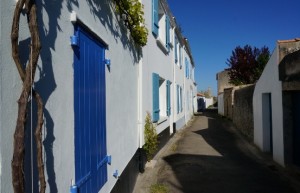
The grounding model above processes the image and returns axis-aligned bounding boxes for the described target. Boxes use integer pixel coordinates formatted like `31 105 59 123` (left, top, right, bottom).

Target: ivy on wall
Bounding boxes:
112 0 148 47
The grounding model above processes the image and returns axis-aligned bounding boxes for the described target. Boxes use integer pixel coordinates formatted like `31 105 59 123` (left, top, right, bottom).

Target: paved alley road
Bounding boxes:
133 110 300 193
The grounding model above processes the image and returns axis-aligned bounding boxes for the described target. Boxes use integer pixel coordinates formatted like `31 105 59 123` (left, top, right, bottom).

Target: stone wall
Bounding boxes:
224 87 234 119
232 84 255 141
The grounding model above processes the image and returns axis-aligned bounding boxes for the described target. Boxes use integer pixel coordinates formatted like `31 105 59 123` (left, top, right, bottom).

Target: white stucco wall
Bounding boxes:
1 1 139 193
205 98 213 108
1 1 75 192
141 0 174 138
253 46 285 166
1 0 195 192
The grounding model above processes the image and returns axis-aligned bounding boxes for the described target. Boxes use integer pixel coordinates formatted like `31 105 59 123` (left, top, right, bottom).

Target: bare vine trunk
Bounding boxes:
11 0 45 193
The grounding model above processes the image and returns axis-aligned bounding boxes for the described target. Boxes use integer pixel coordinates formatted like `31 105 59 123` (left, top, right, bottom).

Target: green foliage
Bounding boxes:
113 0 148 46
149 183 169 193
144 112 158 161
226 45 270 86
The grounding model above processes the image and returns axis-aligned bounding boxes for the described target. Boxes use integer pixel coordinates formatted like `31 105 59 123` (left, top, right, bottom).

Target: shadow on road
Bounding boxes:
161 111 297 193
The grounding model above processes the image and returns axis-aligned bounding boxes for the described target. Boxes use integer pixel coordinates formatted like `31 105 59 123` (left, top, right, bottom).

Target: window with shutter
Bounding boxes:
166 80 171 116
179 46 182 69
185 57 188 78
175 36 178 63
180 87 183 112
74 26 108 193
165 16 170 52
177 85 179 114
152 73 160 122
152 0 159 36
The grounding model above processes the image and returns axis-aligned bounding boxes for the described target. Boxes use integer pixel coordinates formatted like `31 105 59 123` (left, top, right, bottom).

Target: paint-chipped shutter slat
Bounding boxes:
152 0 159 37
152 73 160 122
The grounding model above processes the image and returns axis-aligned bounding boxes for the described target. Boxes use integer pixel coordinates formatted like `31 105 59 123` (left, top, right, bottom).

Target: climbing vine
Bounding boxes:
112 0 148 46
11 0 45 193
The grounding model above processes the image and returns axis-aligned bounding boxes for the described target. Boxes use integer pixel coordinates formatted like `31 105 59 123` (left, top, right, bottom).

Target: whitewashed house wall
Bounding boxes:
0 0 196 193
253 46 284 166
1 1 140 193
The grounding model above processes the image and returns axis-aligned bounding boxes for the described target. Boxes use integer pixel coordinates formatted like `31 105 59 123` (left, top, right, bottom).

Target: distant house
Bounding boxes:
0 0 196 193
253 38 300 166
216 70 234 115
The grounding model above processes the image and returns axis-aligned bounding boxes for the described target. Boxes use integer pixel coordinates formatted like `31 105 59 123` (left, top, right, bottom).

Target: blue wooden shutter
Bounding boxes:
152 0 159 37
165 15 170 52
166 80 171 116
74 26 108 193
185 57 188 78
175 37 178 63
177 85 179 114
179 46 182 68
180 87 183 112
152 73 160 122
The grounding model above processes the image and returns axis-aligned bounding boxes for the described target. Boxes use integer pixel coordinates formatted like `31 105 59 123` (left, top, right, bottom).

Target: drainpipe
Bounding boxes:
183 47 187 125
137 53 143 148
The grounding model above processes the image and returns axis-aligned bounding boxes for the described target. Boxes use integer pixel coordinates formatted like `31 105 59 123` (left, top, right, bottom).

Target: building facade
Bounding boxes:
253 39 300 166
0 0 196 193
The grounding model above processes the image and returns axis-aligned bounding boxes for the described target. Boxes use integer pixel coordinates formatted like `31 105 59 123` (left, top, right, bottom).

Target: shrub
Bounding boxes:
144 112 158 161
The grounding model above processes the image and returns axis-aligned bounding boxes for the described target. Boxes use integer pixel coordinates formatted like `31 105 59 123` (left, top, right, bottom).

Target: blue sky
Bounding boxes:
168 0 300 96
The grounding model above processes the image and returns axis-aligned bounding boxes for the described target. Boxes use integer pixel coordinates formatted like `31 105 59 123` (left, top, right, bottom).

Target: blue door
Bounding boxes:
73 26 108 193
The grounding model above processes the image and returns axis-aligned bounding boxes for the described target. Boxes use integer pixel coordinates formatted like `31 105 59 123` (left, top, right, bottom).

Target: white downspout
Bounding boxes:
137 53 143 148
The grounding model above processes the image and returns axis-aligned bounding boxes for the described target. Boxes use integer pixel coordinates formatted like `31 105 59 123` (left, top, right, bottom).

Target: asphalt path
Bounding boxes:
133 110 300 193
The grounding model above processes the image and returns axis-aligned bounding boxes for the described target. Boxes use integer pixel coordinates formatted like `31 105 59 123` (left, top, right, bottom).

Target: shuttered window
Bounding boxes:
74 26 108 193
179 46 182 68
175 36 178 63
152 73 160 122
177 85 180 114
152 0 159 37
165 15 170 52
166 80 171 116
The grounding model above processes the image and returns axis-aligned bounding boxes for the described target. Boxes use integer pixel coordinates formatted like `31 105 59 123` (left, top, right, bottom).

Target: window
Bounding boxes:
185 57 189 78
152 73 160 122
174 36 178 64
153 73 171 122
73 25 108 193
179 46 182 68
177 85 183 114
166 80 171 116
152 0 170 52
159 77 167 117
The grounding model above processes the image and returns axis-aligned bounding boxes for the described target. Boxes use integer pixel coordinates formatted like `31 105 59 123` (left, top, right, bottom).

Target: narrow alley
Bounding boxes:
133 110 300 193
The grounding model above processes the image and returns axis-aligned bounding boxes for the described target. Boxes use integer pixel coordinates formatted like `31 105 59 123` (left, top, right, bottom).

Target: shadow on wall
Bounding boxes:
18 0 142 192
160 111 297 193
67 0 142 63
